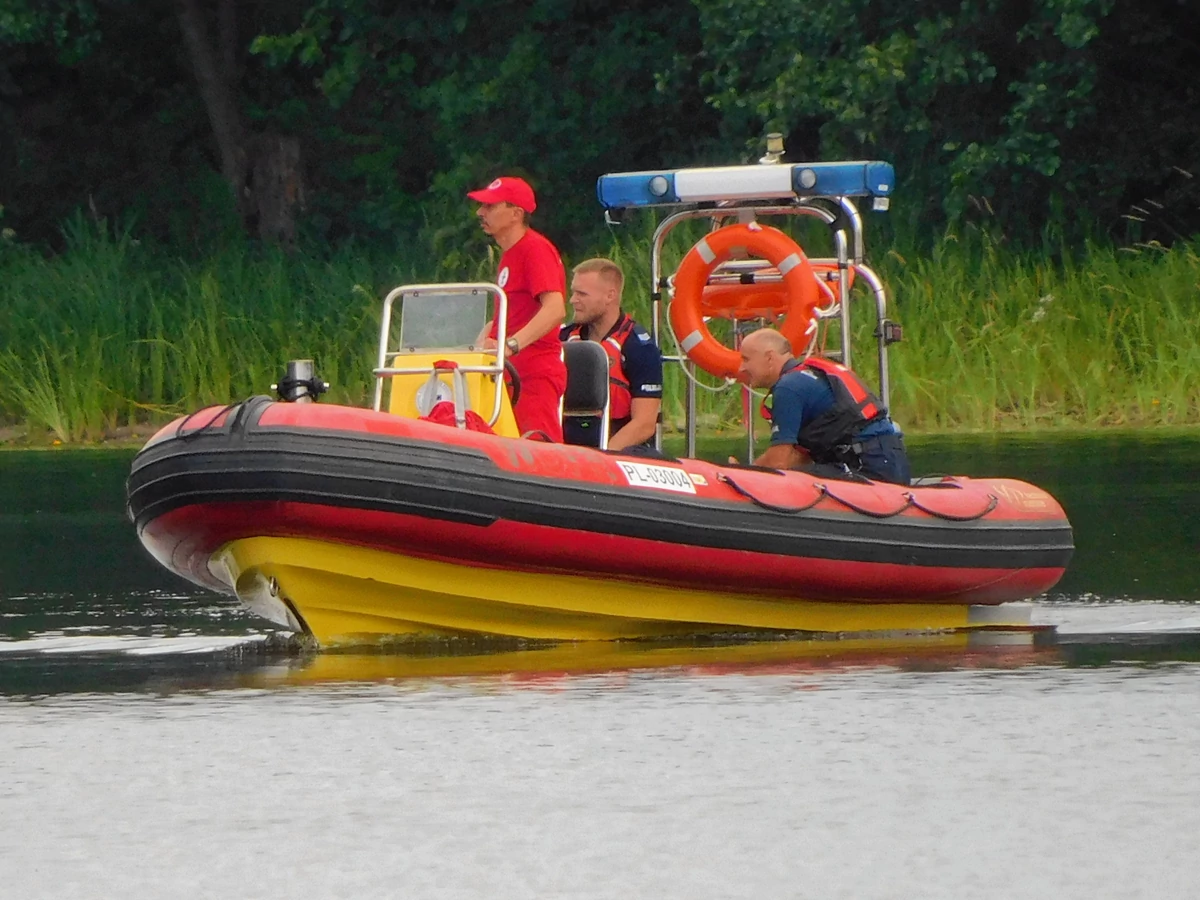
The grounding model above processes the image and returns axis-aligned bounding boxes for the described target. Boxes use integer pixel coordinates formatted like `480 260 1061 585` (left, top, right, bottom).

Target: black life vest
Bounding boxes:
761 356 887 462
561 314 636 419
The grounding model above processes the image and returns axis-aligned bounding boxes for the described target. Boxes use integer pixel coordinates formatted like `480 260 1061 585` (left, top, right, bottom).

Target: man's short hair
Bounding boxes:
503 202 529 225
573 258 624 296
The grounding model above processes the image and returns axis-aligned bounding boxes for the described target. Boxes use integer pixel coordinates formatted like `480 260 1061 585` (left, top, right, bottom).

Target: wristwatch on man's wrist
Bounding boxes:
505 336 520 356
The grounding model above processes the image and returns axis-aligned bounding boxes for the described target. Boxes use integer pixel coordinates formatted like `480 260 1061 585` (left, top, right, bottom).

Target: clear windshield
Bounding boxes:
396 291 489 352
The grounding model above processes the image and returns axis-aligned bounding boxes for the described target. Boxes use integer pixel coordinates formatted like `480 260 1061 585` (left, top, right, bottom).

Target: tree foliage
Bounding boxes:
248 0 716 252
695 0 1198 240
0 0 1197 253
0 0 102 61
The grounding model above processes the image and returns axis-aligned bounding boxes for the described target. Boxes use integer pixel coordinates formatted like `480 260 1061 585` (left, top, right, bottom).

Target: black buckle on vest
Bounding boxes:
832 441 863 467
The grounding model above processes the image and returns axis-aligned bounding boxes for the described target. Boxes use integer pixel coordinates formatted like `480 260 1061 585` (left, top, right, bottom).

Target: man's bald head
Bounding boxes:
741 328 793 357
737 328 796 388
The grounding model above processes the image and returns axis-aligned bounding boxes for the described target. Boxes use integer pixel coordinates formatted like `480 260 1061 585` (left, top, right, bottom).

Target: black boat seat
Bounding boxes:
562 340 611 449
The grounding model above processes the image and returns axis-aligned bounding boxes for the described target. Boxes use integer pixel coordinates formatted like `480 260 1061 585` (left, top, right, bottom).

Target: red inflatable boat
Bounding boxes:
127 397 1072 645
127 153 1073 645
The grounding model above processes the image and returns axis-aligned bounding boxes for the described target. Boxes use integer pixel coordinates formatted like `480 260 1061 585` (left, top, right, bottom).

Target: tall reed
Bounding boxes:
0 215 1196 442
881 238 1200 430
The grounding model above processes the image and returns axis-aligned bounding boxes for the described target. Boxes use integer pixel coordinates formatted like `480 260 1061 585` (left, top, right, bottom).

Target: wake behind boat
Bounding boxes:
127 145 1073 646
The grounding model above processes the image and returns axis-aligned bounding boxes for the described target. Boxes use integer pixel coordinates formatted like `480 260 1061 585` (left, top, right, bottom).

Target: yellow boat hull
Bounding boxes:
212 536 1034 647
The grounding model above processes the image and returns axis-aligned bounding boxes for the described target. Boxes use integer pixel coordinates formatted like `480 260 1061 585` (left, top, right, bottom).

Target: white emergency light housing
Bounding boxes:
596 160 895 209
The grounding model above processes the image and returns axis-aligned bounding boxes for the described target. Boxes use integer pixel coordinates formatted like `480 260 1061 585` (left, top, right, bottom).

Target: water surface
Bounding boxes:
2 433 1199 899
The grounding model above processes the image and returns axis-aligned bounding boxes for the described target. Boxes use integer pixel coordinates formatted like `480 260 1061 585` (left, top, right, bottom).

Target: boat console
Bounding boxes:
370 282 520 437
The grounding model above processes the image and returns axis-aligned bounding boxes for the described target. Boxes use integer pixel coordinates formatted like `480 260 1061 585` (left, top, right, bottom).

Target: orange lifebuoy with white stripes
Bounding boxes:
671 223 821 378
699 263 854 320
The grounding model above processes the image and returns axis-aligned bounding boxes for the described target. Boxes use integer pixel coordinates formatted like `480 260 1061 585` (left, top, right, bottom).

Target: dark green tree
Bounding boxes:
250 0 716 252
0 0 308 245
2 0 1196 250
693 0 1199 243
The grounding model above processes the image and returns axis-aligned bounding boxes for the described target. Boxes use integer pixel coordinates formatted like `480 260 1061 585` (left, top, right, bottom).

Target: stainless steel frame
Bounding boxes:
647 199 892 459
372 282 510 427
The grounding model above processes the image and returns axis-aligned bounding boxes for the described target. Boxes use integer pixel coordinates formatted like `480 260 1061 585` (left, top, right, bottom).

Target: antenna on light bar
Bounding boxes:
758 133 785 165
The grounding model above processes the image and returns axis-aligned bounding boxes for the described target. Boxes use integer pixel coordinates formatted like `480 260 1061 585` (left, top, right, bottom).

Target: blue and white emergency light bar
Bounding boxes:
596 161 895 209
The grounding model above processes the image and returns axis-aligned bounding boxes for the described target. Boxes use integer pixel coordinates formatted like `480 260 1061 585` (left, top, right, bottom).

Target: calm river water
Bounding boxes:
2 432 1199 899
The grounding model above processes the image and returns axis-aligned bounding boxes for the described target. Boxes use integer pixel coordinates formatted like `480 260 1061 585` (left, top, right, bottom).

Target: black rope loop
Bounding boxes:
718 472 828 514
821 487 914 519
906 492 999 521
174 401 242 441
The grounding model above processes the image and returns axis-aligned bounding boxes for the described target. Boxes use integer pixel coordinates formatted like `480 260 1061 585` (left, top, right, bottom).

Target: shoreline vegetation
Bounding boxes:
1 221 1198 448
6 425 1199 455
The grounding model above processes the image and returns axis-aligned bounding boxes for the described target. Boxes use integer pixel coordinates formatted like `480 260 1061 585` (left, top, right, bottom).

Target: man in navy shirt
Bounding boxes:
736 328 911 484
560 258 663 451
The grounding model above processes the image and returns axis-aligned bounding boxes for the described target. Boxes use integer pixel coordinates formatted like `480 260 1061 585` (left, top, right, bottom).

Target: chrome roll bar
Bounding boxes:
372 282 510 427
645 199 892 457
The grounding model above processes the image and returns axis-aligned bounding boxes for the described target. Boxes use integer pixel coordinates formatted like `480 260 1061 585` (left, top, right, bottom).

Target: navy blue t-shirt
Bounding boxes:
561 315 663 447
767 358 895 447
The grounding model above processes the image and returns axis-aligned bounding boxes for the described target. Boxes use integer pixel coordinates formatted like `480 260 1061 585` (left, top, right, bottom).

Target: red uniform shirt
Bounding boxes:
488 228 567 381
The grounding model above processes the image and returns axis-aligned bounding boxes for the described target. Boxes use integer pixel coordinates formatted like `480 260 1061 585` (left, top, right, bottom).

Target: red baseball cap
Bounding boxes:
467 176 537 213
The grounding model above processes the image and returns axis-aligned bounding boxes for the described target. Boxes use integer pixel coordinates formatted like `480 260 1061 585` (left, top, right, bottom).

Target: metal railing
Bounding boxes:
646 199 893 459
372 282 510 427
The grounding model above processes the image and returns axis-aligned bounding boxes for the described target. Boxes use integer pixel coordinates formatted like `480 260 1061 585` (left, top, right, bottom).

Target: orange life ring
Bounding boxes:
671 223 821 378
700 282 789 320
699 263 854 320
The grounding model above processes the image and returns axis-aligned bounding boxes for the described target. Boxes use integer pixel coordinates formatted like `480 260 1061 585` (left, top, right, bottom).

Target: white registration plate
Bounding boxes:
616 461 697 494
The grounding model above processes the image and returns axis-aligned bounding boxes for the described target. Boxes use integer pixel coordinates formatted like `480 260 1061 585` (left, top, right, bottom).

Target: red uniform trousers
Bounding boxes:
511 365 566 442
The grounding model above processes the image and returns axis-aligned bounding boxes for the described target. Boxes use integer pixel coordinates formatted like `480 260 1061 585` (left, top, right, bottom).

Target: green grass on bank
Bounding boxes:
884 238 1200 430
0 218 1197 444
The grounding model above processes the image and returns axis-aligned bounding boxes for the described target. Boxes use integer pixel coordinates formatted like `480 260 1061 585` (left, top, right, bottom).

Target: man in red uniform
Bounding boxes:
468 176 567 441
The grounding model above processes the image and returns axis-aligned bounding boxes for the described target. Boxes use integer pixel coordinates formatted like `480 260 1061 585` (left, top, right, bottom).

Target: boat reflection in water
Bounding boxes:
8 621 1200 697
244 629 1060 691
